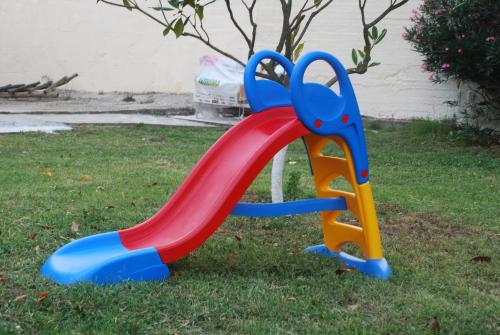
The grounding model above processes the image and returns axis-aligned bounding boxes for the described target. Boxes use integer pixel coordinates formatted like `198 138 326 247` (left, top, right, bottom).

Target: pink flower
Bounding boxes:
459 33 465 39
420 62 428 72
428 75 434 81
410 9 419 21
485 36 496 42
434 9 441 16
457 48 463 54
416 22 425 33
444 47 449 52
402 32 409 40
442 63 450 69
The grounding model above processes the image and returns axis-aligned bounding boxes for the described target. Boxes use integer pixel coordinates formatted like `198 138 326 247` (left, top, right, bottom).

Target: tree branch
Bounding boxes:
292 0 334 50
325 0 409 86
224 0 252 48
241 0 258 59
98 0 245 67
367 0 408 28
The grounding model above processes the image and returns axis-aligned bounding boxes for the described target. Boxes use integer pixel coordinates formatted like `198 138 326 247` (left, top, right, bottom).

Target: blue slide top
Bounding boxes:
41 232 169 285
290 51 370 184
244 50 294 113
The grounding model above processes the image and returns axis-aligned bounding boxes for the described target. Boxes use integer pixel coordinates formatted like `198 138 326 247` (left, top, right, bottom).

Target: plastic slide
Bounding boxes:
42 50 391 285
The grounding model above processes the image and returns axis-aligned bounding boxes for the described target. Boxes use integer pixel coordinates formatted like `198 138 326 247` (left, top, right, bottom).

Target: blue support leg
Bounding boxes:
304 244 392 280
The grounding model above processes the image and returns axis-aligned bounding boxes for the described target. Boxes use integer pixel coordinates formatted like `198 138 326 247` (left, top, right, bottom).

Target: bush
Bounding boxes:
404 0 500 143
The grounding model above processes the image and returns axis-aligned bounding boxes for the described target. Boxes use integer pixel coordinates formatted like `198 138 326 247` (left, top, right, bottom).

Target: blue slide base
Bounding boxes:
232 198 347 217
304 244 392 280
41 232 170 285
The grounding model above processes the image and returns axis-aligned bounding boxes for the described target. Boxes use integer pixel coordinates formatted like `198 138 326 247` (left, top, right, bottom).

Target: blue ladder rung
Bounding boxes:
231 197 347 217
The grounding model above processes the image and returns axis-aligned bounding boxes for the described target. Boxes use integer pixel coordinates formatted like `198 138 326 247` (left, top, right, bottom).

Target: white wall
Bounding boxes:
0 0 460 119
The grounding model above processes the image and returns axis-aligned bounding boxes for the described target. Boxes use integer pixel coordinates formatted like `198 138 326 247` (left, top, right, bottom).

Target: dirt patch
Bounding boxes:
377 203 472 244
239 190 270 203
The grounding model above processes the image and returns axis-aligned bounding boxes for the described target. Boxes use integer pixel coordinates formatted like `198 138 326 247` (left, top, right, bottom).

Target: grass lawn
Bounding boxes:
0 121 498 334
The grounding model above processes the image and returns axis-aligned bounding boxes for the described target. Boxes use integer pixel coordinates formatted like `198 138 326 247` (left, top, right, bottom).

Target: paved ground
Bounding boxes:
0 90 240 133
0 91 193 114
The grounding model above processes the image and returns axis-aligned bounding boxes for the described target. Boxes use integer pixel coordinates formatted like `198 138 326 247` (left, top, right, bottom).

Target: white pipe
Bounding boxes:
271 145 288 203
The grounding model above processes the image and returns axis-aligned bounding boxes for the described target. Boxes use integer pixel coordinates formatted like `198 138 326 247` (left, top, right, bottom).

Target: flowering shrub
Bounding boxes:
404 0 499 143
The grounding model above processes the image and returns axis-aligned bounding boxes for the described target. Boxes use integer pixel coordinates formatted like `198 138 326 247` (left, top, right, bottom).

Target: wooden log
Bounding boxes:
9 81 40 93
0 84 13 92
0 91 59 98
31 81 53 91
0 84 23 92
45 73 78 92
1 73 77 98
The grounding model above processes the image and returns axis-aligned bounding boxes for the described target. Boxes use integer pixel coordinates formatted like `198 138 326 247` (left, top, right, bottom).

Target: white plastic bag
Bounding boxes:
193 55 247 107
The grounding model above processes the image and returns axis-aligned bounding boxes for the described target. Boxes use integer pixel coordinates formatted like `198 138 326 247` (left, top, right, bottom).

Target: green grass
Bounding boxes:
0 121 498 334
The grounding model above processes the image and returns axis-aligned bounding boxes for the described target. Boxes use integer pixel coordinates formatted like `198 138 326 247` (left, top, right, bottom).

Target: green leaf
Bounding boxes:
173 18 184 38
162 26 171 36
371 26 379 40
357 49 365 58
368 62 381 67
168 0 180 8
314 0 322 7
294 43 305 61
184 0 195 7
152 6 174 11
195 5 204 20
375 29 387 45
122 0 133 10
351 48 358 66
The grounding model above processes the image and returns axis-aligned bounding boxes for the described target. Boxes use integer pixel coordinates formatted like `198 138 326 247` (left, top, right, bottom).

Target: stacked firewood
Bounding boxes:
0 74 78 98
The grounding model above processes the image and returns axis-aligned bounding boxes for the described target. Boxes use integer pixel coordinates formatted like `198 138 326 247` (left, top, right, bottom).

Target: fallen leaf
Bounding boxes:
139 195 145 201
229 254 237 267
335 265 353 276
96 186 105 192
288 160 297 165
142 136 165 142
14 295 27 302
234 235 242 242
130 200 136 207
471 256 491 263
106 204 116 209
347 303 360 311
35 245 40 254
70 221 79 233
42 170 53 177
29 232 37 240
0 273 5 284
427 317 440 332
273 242 279 247
37 291 48 302
287 296 297 301
79 175 92 182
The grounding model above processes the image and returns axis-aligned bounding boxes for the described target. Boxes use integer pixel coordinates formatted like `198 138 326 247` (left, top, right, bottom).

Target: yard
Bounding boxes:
0 121 498 334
